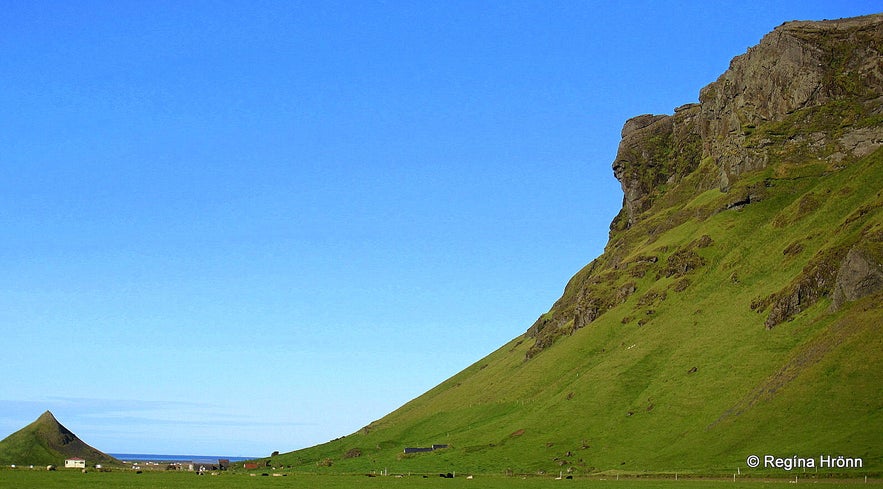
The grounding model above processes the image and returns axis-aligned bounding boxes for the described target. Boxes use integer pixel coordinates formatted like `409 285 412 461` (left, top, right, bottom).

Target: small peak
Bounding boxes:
38 410 57 422
33 411 65 431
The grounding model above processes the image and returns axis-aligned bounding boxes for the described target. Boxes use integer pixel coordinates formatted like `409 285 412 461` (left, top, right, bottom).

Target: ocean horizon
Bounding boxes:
110 453 255 463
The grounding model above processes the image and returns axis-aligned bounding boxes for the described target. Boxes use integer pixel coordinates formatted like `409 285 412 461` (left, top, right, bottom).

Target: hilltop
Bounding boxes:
267 14 883 475
0 411 120 467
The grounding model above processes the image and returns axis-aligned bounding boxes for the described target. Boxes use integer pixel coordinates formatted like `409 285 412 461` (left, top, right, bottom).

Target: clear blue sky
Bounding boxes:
1 1 878 457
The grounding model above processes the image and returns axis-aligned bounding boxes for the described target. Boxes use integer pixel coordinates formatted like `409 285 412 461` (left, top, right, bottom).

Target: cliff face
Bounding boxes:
617 14 883 227
700 15 883 189
527 13 883 354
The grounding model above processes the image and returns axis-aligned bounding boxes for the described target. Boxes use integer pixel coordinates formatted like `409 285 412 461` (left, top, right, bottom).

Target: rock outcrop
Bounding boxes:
612 14 883 227
612 106 701 228
831 242 883 310
526 13 883 353
699 14 883 190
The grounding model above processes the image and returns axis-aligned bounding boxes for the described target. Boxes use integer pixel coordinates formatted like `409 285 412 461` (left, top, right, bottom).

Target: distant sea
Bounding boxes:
110 454 254 463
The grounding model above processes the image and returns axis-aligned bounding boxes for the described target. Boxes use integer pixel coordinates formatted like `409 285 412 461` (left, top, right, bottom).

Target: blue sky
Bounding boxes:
1 1 878 457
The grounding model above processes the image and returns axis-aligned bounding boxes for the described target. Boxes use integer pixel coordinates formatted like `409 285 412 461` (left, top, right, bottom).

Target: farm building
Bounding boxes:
403 447 433 454
64 458 86 469
403 444 449 454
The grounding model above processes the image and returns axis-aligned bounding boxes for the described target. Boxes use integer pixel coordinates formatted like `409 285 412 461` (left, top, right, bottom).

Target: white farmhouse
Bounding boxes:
64 458 86 469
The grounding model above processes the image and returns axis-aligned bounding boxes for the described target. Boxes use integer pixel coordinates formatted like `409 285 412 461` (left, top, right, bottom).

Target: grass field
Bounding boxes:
0 469 879 489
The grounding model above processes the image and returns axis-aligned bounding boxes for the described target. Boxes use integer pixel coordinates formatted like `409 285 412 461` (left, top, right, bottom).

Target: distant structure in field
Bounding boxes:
64 458 86 469
403 444 449 454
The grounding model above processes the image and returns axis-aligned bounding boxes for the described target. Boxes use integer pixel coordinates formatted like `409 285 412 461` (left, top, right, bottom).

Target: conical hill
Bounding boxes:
0 411 120 467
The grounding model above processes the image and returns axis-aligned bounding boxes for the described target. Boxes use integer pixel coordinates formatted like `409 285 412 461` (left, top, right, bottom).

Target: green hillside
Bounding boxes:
267 14 883 476
0 411 120 467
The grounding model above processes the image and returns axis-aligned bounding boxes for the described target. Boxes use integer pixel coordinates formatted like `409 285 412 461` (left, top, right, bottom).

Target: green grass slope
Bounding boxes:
267 16 883 477
268 148 882 479
0 411 120 467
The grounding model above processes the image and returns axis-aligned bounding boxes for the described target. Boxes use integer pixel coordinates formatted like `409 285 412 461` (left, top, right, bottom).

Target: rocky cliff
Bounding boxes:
527 13 883 354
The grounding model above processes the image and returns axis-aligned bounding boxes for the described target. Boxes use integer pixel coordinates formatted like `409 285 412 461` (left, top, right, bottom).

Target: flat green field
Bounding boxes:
0 470 878 489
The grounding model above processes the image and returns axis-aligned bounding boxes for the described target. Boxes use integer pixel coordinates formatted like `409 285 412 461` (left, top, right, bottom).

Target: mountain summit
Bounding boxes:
273 14 883 475
0 411 120 467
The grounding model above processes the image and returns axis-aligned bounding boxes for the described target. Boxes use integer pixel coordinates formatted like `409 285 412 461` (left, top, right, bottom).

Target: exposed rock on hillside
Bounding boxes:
615 13 883 227
832 240 883 310
700 14 883 189
527 13 883 354
612 106 702 229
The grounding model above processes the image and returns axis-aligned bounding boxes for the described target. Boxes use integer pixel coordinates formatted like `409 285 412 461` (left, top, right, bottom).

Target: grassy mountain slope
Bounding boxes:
0 411 120 467
268 14 883 475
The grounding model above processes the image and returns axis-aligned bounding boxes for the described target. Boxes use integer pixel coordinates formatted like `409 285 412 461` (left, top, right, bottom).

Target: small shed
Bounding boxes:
64 458 86 469
403 447 433 454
